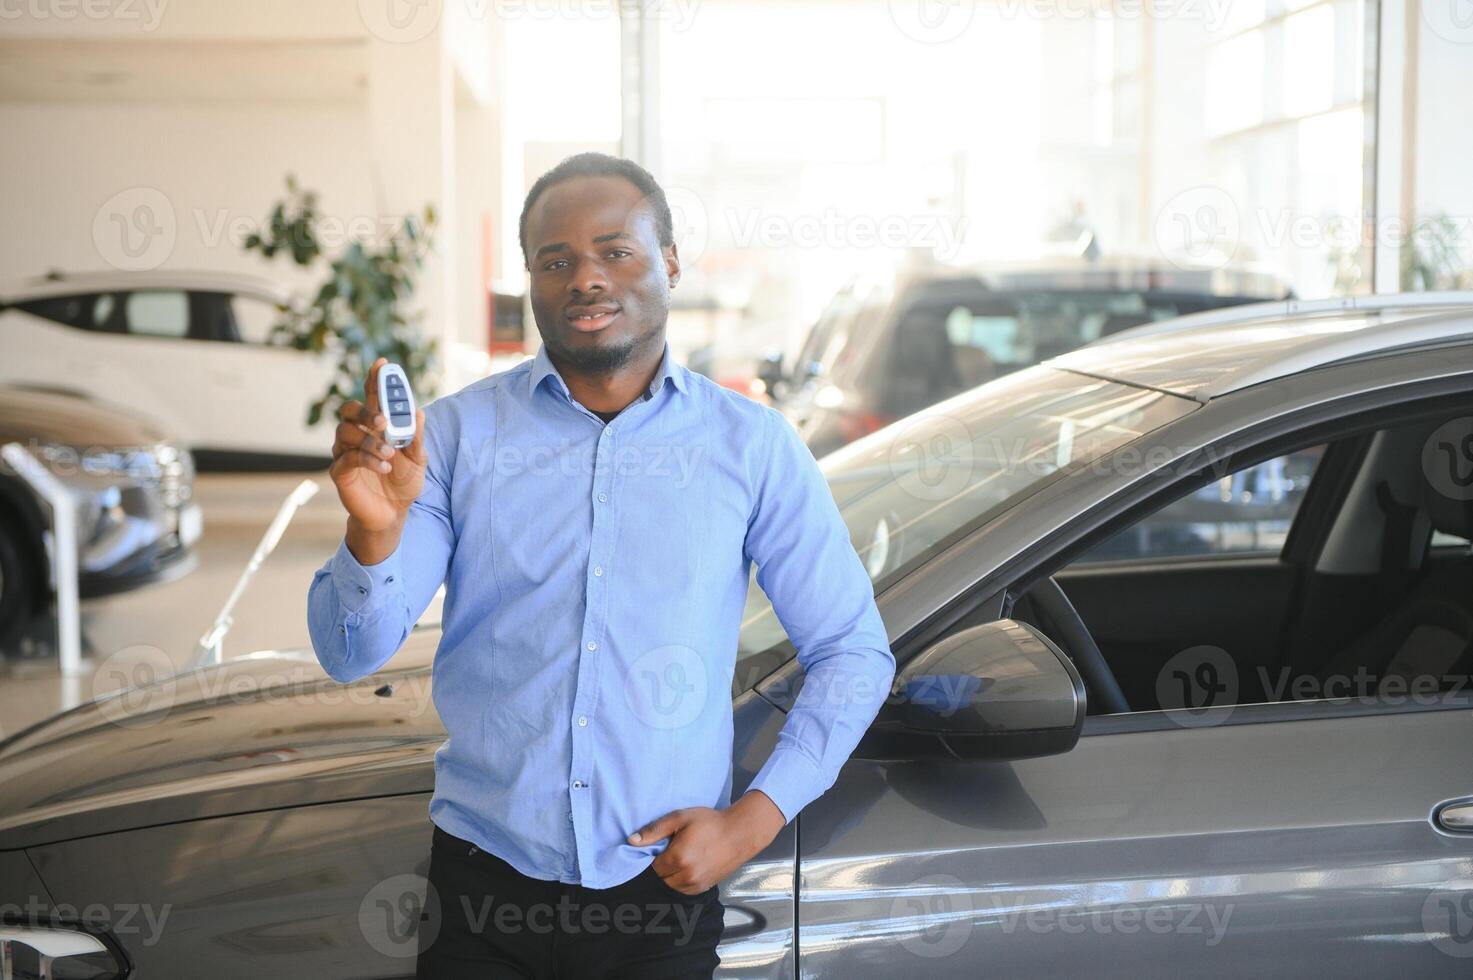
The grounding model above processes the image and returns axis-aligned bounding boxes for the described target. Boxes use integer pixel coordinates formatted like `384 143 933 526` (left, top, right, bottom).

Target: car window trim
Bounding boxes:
1081 690 1473 736
861 377 1473 714
1057 552 1291 575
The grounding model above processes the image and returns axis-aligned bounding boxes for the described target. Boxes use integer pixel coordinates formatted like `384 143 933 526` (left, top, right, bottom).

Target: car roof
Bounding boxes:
970 256 1290 298
1 268 290 305
1047 293 1473 401
896 254 1289 296
823 255 1291 314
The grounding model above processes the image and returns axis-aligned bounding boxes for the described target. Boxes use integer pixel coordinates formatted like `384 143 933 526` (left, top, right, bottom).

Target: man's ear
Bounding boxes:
665 242 681 288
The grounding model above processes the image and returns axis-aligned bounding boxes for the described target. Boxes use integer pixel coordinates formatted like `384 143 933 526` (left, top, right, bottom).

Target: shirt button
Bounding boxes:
385 575 394 584
577 715 588 727
339 625 347 634
586 641 597 652
572 780 585 789
593 566 603 577
597 492 608 503
357 586 367 595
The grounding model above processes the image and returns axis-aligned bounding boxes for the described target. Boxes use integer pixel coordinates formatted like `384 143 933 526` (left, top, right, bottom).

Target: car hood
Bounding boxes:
0 630 443 851
0 384 176 447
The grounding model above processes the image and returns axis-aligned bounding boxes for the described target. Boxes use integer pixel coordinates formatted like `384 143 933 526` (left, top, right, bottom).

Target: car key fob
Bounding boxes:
376 363 417 448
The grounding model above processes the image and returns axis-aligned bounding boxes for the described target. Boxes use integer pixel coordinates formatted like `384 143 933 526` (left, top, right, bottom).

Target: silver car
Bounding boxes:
0 386 200 656
2 292 1472 977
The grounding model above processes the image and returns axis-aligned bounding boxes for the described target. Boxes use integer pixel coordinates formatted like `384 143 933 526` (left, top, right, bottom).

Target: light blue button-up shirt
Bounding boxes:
307 340 894 888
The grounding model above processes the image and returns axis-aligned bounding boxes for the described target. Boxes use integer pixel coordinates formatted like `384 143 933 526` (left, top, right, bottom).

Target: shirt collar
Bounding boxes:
527 340 689 402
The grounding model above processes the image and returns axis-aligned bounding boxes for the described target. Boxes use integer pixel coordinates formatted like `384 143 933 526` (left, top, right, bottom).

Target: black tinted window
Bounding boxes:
14 293 122 332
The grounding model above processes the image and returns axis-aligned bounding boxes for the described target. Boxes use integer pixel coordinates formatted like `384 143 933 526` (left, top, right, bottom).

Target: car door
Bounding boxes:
789 391 1473 978
3 290 207 446
194 291 336 462
793 700 1473 978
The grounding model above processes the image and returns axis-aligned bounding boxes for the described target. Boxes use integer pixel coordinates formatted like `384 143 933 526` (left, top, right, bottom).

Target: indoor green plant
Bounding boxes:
243 175 439 426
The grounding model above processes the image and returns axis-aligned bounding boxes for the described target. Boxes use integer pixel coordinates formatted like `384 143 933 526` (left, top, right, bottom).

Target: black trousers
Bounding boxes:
415 823 724 979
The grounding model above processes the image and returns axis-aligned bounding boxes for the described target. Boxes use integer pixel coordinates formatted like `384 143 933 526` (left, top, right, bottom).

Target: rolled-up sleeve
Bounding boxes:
742 407 895 823
307 401 455 683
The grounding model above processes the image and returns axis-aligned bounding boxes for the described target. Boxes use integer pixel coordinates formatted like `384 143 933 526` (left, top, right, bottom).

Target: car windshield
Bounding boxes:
885 288 1263 396
734 364 1196 685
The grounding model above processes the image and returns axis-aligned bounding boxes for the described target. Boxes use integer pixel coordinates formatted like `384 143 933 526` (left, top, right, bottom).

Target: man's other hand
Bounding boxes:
627 790 786 895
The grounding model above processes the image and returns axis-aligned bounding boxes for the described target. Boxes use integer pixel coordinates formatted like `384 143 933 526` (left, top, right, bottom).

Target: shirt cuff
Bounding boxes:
329 536 404 619
746 746 826 825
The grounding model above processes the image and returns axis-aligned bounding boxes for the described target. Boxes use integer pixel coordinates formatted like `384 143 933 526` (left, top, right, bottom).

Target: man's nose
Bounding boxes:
570 258 609 296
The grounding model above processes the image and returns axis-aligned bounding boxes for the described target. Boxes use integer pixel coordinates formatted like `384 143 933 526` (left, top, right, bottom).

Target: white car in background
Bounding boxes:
3 270 344 469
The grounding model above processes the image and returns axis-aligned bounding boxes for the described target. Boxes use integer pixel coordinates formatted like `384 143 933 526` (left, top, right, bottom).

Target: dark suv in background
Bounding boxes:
766 257 1292 457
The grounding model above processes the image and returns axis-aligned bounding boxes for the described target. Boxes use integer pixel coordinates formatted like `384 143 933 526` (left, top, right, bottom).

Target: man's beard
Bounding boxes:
546 329 654 374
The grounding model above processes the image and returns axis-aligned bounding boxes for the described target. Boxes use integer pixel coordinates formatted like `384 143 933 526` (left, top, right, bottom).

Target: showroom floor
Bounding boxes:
0 473 437 739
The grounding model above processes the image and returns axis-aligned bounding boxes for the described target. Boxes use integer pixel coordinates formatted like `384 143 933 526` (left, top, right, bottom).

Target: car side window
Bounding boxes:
1021 405 1473 722
14 292 122 332
230 295 281 345
1073 446 1326 563
124 290 190 339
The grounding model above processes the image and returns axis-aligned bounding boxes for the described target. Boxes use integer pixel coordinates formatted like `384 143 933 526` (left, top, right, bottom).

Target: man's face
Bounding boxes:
524 175 680 374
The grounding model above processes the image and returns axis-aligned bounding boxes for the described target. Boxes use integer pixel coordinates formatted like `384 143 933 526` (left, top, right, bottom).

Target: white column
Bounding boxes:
1372 0 1410 294
619 0 661 171
366 33 458 374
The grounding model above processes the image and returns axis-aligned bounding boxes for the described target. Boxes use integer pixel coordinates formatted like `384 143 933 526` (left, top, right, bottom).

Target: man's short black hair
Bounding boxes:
518 151 674 268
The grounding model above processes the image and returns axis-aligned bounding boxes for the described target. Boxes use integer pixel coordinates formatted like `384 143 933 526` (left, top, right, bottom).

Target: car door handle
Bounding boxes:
720 905 766 942
1435 801 1473 833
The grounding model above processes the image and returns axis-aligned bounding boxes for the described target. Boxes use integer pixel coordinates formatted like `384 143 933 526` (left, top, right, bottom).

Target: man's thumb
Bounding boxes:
628 809 684 845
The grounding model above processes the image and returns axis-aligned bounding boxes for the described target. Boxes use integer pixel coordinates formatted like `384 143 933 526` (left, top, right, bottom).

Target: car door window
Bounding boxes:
13 292 123 332
230 295 281 345
1074 446 1326 563
124 290 190 339
1022 401 1473 723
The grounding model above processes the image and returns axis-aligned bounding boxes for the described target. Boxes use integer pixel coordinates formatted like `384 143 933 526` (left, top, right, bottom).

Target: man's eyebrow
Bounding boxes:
533 231 631 261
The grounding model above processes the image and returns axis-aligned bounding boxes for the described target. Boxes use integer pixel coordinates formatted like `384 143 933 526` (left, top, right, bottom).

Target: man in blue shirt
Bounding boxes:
309 152 895 978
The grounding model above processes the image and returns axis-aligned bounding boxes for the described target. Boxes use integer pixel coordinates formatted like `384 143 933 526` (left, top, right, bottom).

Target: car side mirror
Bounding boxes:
864 619 1086 761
